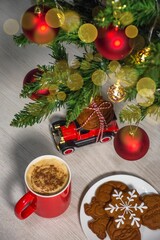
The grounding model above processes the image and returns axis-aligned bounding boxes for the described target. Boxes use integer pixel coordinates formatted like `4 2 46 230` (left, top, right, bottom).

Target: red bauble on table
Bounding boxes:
22 5 59 44
23 68 49 100
113 125 150 161
95 25 134 60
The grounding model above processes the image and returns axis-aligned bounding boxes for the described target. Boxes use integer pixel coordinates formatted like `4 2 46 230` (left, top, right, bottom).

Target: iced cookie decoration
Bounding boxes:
105 189 148 228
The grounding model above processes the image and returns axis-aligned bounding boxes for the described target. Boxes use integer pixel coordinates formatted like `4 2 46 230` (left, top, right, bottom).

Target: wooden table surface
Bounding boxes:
0 1 160 240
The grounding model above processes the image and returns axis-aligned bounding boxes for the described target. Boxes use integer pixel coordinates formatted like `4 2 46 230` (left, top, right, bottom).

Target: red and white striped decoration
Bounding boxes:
78 100 112 141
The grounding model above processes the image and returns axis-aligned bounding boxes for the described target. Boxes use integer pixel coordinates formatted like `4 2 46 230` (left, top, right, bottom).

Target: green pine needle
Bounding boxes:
10 0 160 127
13 34 30 47
119 105 142 123
10 99 63 128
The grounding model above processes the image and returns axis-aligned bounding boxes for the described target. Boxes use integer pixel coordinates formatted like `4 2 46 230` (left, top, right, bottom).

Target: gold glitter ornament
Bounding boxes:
61 11 80 32
57 91 66 101
136 77 156 94
49 85 58 95
125 25 138 38
78 23 98 43
67 73 83 91
54 60 69 72
116 66 139 87
47 94 56 102
92 69 107 86
45 8 65 28
120 12 134 26
49 85 58 91
108 61 121 72
135 47 151 64
138 89 154 98
136 92 155 107
107 82 126 102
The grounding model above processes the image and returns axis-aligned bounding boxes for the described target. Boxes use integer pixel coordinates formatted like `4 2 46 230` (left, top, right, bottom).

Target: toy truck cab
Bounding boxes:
50 118 119 155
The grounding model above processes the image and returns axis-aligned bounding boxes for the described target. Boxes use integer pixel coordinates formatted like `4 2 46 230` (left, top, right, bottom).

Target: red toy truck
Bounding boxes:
50 118 119 155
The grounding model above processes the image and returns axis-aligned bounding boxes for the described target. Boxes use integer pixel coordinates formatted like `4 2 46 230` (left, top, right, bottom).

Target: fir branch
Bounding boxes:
37 64 54 72
124 87 137 102
147 104 160 120
54 29 90 48
10 99 64 128
66 81 99 125
48 42 68 61
126 0 157 26
20 82 40 98
13 34 30 47
37 0 73 9
119 105 142 123
95 0 157 28
154 90 160 105
95 4 114 28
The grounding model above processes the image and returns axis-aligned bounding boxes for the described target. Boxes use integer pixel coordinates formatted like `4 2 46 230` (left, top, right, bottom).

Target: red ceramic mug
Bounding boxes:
14 155 71 220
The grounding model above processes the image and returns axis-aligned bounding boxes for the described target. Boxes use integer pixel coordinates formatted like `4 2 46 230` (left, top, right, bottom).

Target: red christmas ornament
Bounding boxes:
95 25 134 60
22 5 59 44
113 125 150 161
23 68 49 100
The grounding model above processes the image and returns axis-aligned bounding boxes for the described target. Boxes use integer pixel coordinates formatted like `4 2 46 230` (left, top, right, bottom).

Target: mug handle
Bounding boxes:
14 191 36 220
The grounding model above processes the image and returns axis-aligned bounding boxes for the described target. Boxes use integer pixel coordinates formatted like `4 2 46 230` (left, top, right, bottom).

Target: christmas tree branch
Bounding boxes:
10 99 64 128
13 34 31 47
119 104 144 123
95 0 157 28
126 0 157 26
10 0 160 127
54 29 91 48
66 82 99 125
48 42 68 61
20 82 40 98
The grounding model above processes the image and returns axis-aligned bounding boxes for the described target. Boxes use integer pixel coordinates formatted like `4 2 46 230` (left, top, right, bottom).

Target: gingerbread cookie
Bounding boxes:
84 197 106 219
88 215 110 239
141 194 160 230
105 189 148 228
107 219 141 240
95 181 129 203
84 181 130 239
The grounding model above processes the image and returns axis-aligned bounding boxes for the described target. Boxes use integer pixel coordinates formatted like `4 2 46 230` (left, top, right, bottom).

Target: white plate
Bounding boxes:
80 174 160 240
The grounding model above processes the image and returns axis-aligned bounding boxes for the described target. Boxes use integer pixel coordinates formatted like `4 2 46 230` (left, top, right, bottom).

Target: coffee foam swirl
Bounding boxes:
26 158 69 195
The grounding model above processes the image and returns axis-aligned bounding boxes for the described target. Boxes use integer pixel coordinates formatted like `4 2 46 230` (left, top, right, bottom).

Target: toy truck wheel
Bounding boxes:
100 136 112 143
62 147 75 155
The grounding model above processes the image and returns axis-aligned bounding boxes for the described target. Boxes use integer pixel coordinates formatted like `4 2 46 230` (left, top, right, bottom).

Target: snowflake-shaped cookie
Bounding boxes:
105 189 148 228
